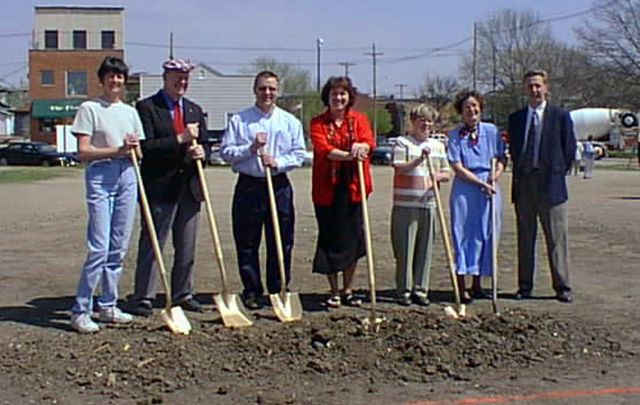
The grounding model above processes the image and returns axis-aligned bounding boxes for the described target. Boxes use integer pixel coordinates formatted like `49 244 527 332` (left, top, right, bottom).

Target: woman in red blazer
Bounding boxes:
309 76 376 309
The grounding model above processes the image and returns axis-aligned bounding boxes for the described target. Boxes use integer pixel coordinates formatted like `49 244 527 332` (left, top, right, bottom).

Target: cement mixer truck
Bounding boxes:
569 108 638 152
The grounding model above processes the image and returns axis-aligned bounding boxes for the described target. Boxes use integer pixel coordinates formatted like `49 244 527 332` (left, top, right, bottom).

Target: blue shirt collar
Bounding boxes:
160 90 183 110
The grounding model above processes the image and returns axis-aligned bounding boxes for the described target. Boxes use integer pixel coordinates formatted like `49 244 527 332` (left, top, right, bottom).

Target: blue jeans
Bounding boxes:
72 158 138 314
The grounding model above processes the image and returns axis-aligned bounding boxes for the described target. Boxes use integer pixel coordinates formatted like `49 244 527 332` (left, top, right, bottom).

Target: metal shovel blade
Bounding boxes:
444 304 466 319
160 307 192 335
269 292 303 322
213 293 253 328
361 316 385 333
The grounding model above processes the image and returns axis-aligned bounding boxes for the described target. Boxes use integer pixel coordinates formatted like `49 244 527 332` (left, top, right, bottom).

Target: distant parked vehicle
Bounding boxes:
371 140 395 165
302 150 313 167
0 141 78 167
206 145 228 166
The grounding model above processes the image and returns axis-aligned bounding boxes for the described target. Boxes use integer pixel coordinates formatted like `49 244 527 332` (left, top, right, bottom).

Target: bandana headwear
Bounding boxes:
162 58 195 73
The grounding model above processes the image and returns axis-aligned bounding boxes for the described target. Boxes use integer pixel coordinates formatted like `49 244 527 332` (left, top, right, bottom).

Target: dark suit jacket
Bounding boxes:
136 90 207 203
508 104 576 205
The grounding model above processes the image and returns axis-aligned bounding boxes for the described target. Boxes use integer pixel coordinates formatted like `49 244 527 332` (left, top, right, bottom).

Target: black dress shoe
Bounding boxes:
243 296 263 310
514 290 532 300
472 289 490 300
175 298 204 312
556 291 573 303
412 295 430 307
397 295 412 306
127 301 153 317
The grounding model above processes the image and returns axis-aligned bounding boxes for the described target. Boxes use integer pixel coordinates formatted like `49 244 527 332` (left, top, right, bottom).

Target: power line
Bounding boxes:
0 32 29 38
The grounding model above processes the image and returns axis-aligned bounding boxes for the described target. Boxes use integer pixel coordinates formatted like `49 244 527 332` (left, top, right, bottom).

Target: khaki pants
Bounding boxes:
391 205 436 298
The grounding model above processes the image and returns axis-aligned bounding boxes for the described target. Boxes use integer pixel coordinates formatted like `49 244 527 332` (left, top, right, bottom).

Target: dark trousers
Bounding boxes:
232 173 295 298
514 173 571 294
132 186 201 304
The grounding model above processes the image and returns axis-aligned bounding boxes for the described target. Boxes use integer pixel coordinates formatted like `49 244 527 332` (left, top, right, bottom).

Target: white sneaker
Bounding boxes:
71 313 100 333
99 307 134 324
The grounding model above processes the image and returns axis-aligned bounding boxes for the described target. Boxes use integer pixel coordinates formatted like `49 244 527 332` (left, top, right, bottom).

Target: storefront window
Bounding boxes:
67 71 87 96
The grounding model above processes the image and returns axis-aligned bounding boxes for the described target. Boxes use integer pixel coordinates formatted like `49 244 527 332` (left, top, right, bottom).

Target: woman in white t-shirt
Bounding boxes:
69 56 145 333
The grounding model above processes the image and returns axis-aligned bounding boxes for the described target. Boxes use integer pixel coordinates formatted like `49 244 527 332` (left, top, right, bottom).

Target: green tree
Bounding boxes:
364 107 392 136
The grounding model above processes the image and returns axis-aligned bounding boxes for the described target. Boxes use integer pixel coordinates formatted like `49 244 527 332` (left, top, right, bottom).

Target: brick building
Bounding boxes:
29 5 124 145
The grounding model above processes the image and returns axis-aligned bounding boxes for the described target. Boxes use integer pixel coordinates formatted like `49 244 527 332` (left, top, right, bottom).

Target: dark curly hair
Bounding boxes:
320 76 357 109
453 89 485 114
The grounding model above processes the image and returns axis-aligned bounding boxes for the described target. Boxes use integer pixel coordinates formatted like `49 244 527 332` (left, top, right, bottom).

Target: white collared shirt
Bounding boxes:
523 100 546 167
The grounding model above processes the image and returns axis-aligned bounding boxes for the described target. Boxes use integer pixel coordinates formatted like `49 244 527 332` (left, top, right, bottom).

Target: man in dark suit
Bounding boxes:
127 59 207 316
508 69 577 303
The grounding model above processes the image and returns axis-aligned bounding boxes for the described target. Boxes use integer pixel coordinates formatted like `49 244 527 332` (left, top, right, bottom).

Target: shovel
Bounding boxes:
192 141 253 328
490 158 499 315
425 154 465 319
130 149 192 335
357 160 384 332
265 166 303 322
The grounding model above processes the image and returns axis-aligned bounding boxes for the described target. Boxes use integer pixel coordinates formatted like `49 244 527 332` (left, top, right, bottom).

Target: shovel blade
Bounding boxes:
213 293 253 328
269 292 303 322
161 307 192 335
443 305 460 319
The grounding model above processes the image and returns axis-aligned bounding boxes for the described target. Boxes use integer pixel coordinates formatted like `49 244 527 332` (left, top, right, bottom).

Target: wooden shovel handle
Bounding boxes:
130 149 173 309
426 154 461 308
265 166 288 296
357 160 377 318
192 140 230 293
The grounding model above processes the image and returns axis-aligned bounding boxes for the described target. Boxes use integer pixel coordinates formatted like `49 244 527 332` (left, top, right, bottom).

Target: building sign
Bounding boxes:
31 99 85 118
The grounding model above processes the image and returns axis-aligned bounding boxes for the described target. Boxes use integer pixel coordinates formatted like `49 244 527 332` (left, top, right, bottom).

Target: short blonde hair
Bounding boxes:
409 104 438 122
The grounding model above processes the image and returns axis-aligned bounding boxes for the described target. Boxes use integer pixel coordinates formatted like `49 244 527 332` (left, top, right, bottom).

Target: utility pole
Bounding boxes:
472 22 477 90
395 84 408 100
316 38 324 92
365 43 383 138
169 32 174 59
338 62 356 77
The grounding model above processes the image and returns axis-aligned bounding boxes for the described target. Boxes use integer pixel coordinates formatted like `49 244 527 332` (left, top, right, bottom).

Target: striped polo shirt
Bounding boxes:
392 135 450 208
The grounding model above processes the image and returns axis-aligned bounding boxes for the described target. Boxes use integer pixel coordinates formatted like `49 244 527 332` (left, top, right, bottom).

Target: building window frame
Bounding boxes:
66 71 88 97
72 30 87 50
41 70 54 86
101 30 115 49
44 30 58 49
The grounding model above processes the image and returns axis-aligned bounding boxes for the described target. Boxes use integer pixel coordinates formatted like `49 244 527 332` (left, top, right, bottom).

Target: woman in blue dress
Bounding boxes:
447 90 506 303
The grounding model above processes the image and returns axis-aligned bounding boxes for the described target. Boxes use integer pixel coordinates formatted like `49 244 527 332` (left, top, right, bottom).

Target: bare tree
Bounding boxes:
241 56 312 95
461 9 556 93
417 74 461 109
577 0 640 82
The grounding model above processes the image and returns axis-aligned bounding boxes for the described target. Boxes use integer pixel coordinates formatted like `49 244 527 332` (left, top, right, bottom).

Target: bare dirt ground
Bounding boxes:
1 163 639 405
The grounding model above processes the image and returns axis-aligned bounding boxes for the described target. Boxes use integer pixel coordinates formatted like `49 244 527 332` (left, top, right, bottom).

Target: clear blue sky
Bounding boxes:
1 0 595 96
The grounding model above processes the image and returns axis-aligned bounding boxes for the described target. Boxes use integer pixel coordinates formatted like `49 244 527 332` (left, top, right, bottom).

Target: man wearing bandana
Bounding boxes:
127 58 208 316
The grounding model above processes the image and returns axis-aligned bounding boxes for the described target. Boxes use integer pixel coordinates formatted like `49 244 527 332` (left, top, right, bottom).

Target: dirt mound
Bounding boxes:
0 308 630 404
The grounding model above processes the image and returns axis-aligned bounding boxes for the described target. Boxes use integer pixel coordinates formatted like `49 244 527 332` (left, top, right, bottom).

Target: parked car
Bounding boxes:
206 145 228 166
0 141 79 167
302 150 313 167
371 141 395 165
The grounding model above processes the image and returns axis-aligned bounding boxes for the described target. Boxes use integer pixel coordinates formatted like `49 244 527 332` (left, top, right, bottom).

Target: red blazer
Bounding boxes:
310 110 376 206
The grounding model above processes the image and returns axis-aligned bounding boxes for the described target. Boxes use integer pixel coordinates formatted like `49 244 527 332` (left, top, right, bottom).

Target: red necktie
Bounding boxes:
173 103 184 136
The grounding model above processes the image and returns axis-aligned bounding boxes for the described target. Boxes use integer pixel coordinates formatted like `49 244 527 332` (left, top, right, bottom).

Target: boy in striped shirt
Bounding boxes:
391 104 451 306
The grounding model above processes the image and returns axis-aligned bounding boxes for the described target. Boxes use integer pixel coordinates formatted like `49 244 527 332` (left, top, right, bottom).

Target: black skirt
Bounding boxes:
312 184 365 274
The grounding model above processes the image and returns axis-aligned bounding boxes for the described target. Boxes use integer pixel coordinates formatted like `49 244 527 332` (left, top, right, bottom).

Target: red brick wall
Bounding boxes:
29 49 124 143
